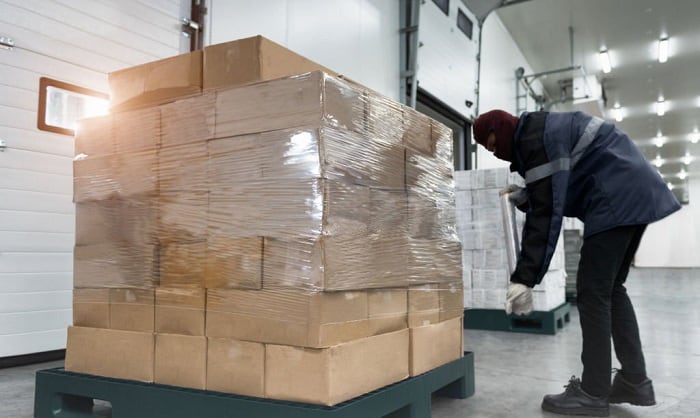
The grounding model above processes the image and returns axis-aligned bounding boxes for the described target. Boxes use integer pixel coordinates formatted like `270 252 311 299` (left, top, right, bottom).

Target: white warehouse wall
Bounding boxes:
0 0 188 358
475 12 545 169
207 0 400 100
635 177 700 267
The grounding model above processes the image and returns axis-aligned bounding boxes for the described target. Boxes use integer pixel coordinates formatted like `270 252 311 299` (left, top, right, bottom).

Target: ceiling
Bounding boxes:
492 0 700 201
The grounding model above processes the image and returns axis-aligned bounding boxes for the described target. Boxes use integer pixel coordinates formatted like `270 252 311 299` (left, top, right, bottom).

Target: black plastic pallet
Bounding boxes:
34 352 474 418
464 302 571 335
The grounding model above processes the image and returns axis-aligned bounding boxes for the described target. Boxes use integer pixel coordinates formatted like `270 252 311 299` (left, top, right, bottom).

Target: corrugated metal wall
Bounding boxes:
0 0 187 357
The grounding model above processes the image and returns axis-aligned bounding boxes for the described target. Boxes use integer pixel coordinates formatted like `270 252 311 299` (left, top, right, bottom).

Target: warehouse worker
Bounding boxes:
472 109 680 417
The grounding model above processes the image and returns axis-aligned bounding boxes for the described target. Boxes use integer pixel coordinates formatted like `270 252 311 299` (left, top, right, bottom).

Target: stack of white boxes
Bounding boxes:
456 168 567 312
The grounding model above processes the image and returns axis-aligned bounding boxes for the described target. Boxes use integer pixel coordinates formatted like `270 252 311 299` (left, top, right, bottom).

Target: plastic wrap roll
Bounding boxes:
500 192 520 275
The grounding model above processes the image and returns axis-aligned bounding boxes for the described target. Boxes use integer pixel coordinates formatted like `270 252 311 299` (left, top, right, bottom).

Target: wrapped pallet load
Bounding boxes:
66 35 463 406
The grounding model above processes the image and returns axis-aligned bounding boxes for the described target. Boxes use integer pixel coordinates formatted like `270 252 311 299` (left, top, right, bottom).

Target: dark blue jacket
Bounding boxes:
509 111 681 287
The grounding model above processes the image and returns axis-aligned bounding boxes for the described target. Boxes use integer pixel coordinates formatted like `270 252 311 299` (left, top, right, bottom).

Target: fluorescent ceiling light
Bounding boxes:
692 128 699 144
656 97 666 116
658 37 669 63
613 105 623 122
682 151 693 165
599 50 612 73
653 156 664 167
667 182 674 190
679 169 687 180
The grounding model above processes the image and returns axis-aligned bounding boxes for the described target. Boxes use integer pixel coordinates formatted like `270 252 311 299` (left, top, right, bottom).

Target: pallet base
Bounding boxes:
34 352 474 418
464 302 571 335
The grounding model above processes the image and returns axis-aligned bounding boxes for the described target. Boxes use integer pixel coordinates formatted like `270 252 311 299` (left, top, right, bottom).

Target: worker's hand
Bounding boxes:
499 184 529 211
505 282 533 315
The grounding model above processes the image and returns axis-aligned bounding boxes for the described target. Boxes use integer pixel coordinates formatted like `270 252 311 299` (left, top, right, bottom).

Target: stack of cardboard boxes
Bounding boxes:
455 168 566 311
66 36 463 406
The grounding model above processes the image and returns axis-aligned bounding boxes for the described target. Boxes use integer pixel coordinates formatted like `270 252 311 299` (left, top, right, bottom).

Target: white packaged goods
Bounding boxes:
463 289 473 309
460 228 503 250
472 249 509 269
532 289 566 311
533 270 567 292
470 189 501 208
471 289 507 310
471 269 509 289
457 166 568 311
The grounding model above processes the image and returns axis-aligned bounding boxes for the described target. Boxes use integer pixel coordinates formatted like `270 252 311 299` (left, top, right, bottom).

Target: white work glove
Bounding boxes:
499 184 528 208
505 282 533 315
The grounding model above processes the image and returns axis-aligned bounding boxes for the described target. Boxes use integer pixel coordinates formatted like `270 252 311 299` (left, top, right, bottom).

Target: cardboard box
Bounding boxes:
109 50 202 112
159 141 208 193
206 289 368 348
155 288 205 336
160 241 207 288
214 72 365 140
409 317 463 376
439 283 464 322
161 93 216 147
74 151 158 202
407 238 463 285
206 338 264 397
203 35 335 91
75 115 115 156
159 191 208 243
368 289 407 335
116 150 159 197
65 326 154 382
205 236 263 289
403 106 433 155
369 232 409 288
405 148 453 190
73 154 118 202
110 288 155 332
73 243 158 289
114 107 160 153
265 329 409 406
263 236 376 291
154 334 207 390
73 289 110 328
408 284 440 327
75 198 157 245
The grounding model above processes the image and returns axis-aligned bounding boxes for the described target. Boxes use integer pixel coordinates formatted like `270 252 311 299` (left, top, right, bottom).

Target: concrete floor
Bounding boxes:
2 267 699 418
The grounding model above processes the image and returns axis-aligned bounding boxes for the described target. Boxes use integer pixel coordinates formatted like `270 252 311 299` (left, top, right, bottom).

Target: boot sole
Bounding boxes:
542 401 610 417
609 398 656 406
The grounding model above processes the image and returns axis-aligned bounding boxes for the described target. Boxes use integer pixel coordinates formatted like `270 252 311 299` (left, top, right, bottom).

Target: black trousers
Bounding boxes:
576 224 648 397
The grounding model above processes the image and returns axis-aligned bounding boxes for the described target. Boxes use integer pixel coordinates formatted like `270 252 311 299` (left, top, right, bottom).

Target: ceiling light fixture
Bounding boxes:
691 128 700 144
658 37 669 63
613 103 623 122
667 182 674 190
682 151 693 165
653 155 664 167
599 49 612 73
656 97 666 116
679 168 687 180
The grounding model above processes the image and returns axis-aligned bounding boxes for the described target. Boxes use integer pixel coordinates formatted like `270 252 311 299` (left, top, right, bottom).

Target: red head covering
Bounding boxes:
473 109 519 162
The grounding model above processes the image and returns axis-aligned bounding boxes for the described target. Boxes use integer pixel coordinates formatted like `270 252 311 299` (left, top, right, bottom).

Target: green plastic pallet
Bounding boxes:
34 352 474 418
464 303 571 335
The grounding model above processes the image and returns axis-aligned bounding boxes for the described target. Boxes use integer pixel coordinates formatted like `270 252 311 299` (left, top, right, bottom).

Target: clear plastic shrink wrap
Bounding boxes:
74 71 461 293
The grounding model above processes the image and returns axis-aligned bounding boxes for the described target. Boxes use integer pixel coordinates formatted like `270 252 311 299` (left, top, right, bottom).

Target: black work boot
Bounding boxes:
541 376 610 417
608 371 656 406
